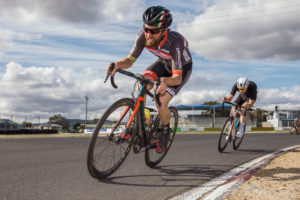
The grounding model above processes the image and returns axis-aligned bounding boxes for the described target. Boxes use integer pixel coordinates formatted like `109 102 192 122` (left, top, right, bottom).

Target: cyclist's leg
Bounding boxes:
157 93 172 125
156 65 192 152
158 62 192 126
234 95 246 136
142 60 166 102
156 93 172 153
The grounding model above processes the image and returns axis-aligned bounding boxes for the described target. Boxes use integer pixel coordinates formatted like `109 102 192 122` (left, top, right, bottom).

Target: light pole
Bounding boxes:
11 113 13 129
85 95 89 131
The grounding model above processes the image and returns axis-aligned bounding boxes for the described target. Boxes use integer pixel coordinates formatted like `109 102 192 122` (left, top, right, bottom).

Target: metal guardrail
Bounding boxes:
0 129 58 135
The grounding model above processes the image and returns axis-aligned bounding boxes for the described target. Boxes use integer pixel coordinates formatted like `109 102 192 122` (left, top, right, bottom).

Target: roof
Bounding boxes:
280 118 297 121
0 119 23 127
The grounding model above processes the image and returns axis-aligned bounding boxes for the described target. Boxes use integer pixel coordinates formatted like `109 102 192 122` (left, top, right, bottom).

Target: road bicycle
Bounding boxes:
218 101 253 153
87 63 178 179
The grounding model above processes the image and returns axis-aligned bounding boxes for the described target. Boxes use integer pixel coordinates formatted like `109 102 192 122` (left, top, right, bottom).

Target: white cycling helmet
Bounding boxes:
236 76 249 89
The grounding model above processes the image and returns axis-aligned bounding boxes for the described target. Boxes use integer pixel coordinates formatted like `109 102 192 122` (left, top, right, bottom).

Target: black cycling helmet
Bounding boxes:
143 6 172 28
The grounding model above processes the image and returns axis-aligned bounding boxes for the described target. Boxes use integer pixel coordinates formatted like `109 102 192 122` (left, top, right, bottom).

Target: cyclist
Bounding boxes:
293 116 300 133
222 77 257 137
106 6 192 153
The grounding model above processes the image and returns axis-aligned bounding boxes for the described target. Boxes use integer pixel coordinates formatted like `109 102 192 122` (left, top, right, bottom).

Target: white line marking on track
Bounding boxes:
170 145 300 200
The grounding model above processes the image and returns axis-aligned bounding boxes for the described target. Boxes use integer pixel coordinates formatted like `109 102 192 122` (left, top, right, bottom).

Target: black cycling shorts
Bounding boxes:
143 59 192 97
234 94 249 106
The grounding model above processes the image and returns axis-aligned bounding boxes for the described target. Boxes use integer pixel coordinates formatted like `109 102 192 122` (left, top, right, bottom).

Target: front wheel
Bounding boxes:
145 107 178 168
87 98 138 179
218 117 233 153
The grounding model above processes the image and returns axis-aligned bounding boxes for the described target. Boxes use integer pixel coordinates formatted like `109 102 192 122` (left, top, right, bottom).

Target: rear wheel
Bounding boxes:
233 120 245 150
218 117 233 153
87 98 138 179
145 107 178 168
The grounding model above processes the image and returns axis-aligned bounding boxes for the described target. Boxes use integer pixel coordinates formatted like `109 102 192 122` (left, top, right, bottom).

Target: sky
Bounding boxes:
0 0 300 123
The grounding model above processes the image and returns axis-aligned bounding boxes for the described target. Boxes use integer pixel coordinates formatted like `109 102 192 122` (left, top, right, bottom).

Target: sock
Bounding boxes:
162 123 170 134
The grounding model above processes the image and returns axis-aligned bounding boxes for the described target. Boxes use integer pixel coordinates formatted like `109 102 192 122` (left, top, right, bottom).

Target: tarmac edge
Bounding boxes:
170 144 300 200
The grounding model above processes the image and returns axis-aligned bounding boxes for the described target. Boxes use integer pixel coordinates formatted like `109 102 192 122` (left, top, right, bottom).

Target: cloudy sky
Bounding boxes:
1 0 300 123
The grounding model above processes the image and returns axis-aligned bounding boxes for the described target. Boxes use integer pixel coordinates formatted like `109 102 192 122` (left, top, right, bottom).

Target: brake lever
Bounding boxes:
104 63 115 83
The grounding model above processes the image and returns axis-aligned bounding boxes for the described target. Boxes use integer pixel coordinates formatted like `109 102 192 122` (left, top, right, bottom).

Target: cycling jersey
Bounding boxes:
129 29 192 77
230 81 257 105
128 29 192 97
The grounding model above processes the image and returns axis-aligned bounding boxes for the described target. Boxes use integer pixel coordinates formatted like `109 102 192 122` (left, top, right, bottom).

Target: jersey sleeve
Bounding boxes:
230 84 238 96
250 82 257 100
170 33 192 76
128 31 145 62
170 41 184 76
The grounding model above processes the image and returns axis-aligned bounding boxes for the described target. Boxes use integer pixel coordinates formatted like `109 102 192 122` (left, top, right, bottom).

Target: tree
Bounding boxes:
203 101 220 106
48 114 70 131
73 122 81 133
90 118 99 124
22 121 32 128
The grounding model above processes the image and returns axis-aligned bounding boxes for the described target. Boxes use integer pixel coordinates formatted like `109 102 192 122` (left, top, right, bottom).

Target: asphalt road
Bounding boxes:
0 133 299 200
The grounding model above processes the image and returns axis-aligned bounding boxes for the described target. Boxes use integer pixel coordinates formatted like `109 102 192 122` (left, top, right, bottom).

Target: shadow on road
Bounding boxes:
97 164 232 187
236 148 276 154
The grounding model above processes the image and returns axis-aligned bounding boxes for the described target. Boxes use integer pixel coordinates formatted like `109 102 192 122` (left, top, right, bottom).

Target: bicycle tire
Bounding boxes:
145 106 178 168
233 120 245 150
87 98 138 179
218 117 232 153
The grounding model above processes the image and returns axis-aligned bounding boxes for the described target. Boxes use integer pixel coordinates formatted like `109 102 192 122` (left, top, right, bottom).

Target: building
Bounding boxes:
0 119 23 129
267 106 299 130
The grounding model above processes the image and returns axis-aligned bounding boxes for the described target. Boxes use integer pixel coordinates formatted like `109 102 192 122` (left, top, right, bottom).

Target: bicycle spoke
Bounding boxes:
145 107 178 168
87 98 137 179
218 118 232 152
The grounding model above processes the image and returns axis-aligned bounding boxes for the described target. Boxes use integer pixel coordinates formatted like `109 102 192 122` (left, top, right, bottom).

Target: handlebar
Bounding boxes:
104 63 161 106
222 101 254 111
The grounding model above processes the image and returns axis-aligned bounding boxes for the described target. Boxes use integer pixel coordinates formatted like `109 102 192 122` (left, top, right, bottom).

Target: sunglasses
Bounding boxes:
144 26 164 34
239 88 247 91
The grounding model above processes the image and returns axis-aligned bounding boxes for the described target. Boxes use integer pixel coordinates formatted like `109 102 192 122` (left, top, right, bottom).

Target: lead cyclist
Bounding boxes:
105 6 193 153
222 77 257 137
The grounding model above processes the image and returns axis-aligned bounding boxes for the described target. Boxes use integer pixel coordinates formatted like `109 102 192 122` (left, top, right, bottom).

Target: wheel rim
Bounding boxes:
87 99 136 178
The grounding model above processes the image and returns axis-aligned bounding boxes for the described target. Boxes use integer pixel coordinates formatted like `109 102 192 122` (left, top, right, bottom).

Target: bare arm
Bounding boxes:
106 57 134 76
222 94 234 102
247 99 255 107
161 74 182 86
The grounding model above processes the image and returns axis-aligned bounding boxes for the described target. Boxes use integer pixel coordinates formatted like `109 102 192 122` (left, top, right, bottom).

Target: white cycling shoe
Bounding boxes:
236 131 244 138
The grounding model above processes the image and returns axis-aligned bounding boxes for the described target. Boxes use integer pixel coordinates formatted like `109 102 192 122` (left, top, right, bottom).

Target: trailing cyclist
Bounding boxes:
294 116 300 133
106 6 193 153
222 77 257 137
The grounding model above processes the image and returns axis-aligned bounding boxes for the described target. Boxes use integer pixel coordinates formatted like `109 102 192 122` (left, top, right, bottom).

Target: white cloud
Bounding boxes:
0 62 300 123
0 62 135 122
177 0 300 61
172 86 300 111
0 0 143 24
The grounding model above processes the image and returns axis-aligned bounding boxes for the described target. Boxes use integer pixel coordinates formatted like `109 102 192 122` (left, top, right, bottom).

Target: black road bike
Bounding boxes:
87 64 178 179
218 101 253 152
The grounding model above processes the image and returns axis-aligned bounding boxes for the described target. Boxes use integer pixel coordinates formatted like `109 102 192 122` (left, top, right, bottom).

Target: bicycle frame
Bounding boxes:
230 107 242 138
110 83 155 148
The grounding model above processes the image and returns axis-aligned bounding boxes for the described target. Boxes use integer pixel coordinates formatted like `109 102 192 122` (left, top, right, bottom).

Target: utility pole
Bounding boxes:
85 95 89 131
11 113 13 129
